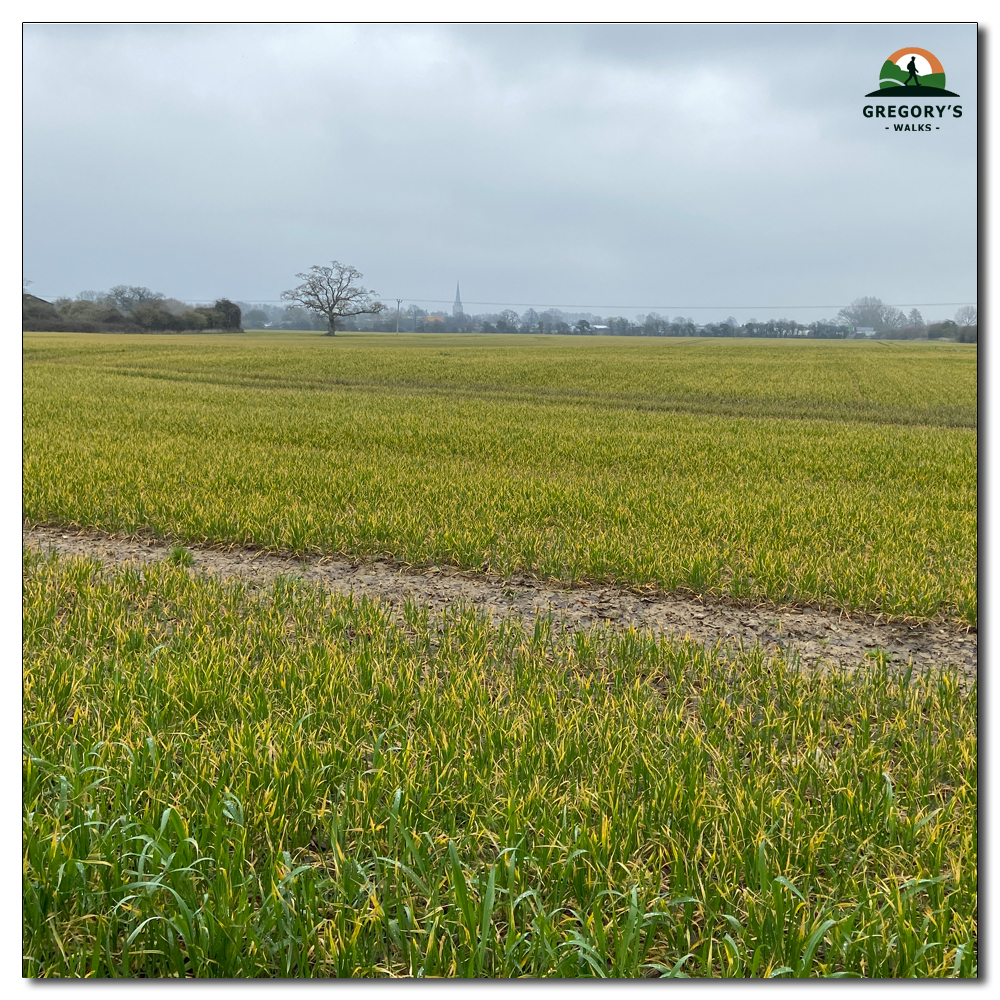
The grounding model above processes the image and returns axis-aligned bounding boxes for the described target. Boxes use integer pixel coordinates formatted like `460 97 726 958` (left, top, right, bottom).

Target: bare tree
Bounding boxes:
107 285 164 316
955 305 978 327
281 261 384 336
496 309 520 333
838 296 906 332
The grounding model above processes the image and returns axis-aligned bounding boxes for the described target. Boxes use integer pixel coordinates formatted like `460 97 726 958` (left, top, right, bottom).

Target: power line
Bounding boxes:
31 294 975 312
377 299 973 311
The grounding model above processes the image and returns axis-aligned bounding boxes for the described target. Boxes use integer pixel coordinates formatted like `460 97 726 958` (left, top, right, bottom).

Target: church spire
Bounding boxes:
453 281 463 316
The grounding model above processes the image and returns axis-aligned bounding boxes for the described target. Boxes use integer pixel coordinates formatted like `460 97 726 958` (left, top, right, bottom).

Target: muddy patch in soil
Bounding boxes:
24 525 976 685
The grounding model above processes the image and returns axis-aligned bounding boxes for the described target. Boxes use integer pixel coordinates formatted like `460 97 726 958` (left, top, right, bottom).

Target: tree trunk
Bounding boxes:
325 314 337 337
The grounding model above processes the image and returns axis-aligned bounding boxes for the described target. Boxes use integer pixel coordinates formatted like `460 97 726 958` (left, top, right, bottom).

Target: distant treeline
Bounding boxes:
241 304 860 338
23 286 241 333
25 289 976 343
241 301 859 337
835 297 978 343
244 301 976 342
242 295 975 341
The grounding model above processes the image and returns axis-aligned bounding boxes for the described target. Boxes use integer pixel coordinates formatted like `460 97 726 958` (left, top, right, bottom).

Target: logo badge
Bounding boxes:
866 48 959 97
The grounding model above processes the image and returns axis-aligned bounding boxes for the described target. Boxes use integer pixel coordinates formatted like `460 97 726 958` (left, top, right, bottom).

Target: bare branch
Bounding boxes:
281 261 382 334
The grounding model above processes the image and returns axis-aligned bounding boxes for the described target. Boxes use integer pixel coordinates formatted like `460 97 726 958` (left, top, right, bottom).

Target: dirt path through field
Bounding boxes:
24 525 976 683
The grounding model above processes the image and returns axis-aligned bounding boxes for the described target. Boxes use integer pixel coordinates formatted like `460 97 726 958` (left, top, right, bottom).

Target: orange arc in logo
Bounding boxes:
886 47 944 75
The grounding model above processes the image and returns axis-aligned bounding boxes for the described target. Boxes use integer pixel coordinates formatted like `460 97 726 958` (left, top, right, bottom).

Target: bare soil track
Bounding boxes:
25 526 976 685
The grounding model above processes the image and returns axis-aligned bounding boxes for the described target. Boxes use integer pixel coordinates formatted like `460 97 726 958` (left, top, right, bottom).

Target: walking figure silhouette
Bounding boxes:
903 55 920 86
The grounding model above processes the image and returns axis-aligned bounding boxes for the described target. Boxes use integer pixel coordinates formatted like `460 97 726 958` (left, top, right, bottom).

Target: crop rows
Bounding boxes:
23 331 978 426
23 335 977 622
23 552 977 977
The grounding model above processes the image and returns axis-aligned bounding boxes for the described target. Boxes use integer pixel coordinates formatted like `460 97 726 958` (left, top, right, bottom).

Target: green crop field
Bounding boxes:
23 332 977 622
22 331 978 977
23 552 977 978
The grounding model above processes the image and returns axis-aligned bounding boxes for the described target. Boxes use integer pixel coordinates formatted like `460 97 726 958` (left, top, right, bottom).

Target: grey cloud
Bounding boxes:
23 23 976 322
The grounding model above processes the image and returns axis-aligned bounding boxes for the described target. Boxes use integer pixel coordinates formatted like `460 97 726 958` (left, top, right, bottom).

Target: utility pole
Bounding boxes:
396 299 402 335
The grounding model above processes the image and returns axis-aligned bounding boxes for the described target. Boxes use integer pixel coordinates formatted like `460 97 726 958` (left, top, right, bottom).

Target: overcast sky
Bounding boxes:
23 22 977 322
